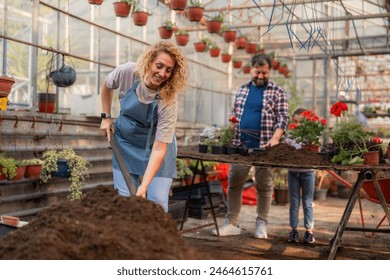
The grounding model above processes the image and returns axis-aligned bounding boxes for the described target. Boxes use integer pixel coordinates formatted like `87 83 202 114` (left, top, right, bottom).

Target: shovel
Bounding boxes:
110 135 137 196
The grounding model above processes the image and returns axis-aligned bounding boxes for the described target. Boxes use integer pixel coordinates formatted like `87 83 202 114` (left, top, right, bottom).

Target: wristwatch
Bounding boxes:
101 112 111 119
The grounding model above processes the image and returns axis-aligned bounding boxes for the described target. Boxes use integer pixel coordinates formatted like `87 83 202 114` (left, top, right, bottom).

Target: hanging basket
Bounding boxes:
88 0 103 4
245 43 257 54
113 2 131 17
222 30 237 43
158 27 173 39
221 54 232 63
233 61 243 69
175 34 189 46
132 11 149 26
209 48 220 57
206 21 222 33
186 6 204 21
242 65 251 74
193 42 206 52
235 36 248 49
170 0 187 11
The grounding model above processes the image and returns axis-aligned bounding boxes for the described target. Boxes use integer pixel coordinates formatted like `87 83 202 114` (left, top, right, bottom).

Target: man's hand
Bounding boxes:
136 184 147 198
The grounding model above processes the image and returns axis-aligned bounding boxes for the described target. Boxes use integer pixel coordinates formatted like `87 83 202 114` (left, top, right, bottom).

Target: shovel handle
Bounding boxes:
110 136 137 196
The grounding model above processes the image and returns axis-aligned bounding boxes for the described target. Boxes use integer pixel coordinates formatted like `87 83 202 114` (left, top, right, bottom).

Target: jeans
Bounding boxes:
288 171 315 230
227 164 273 224
113 168 172 212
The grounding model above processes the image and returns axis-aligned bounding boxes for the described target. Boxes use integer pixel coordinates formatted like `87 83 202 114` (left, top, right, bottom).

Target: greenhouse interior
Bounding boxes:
0 0 390 261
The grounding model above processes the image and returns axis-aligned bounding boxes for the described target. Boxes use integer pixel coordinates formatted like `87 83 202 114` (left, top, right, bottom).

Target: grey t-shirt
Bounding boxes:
105 62 177 143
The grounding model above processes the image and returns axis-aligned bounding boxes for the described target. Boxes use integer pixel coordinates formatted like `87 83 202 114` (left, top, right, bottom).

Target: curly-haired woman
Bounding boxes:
100 41 188 212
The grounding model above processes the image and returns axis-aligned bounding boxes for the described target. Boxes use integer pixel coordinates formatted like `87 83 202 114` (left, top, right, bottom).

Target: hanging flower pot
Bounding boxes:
242 65 251 74
186 6 204 21
0 76 15 97
245 43 257 54
38 92 56 113
206 20 222 33
272 59 280 70
88 0 103 4
170 0 187 11
257 48 265 54
113 1 131 18
209 48 220 58
158 27 173 39
193 42 206 52
232 60 243 69
235 36 247 49
222 30 237 43
175 32 189 46
132 11 149 26
221 53 232 63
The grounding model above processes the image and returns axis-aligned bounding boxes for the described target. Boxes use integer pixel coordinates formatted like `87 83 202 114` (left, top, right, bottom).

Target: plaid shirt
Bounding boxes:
230 80 289 147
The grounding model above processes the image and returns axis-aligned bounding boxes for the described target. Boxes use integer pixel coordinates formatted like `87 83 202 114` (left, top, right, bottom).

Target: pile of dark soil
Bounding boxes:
0 186 204 260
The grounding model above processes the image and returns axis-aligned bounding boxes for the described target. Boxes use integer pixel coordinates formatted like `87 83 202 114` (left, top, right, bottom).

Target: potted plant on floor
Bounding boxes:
175 30 190 46
176 159 193 186
273 168 289 205
40 148 92 200
158 19 177 39
186 0 204 22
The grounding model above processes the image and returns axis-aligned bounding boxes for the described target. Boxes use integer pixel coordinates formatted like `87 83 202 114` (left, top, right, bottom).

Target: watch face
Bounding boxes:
101 113 106 118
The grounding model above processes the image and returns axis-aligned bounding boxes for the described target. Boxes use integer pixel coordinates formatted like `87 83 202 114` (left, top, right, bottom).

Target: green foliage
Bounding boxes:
220 127 233 146
273 168 288 189
189 0 203 7
211 13 224 23
0 154 17 180
161 19 176 30
18 158 44 166
176 159 193 179
40 148 91 200
175 29 189 35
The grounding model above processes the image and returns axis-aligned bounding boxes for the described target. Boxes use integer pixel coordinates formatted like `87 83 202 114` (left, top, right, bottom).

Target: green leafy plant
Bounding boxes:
40 148 91 200
176 159 193 180
189 0 203 7
19 158 44 166
0 154 17 180
160 19 176 30
273 168 288 189
211 13 224 23
175 29 189 36
220 127 234 147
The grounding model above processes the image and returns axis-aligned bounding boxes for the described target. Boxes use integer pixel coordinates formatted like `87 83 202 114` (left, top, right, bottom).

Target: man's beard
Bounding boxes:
252 77 268 87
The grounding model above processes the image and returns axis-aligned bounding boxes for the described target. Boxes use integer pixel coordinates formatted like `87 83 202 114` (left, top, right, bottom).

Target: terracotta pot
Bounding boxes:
175 34 189 46
206 20 222 33
113 2 131 17
38 93 56 113
222 30 237 43
221 54 232 63
257 48 265 54
233 61 243 69
274 188 289 205
245 43 257 54
363 151 379 165
302 144 319 153
132 11 148 26
235 36 247 49
0 166 7 181
209 48 220 57
158 27 173 39
24 164 43 179
186 6 204 21
88 0 103 4
12 166 26 181
193 42 206 52
170 0 187 11
0 76 15 97
242 66 251 74
272 60 280 70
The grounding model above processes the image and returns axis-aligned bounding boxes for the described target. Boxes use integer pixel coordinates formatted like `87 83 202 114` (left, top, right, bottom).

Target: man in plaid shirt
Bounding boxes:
212 54 289 238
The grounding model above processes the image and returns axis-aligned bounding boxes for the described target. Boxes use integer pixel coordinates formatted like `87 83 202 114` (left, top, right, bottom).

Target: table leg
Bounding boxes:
372 173 390 225
328 171 366 260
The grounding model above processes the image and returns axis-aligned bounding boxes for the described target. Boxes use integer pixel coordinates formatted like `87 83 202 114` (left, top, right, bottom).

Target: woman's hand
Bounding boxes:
136 184 147 198
100 118 113 142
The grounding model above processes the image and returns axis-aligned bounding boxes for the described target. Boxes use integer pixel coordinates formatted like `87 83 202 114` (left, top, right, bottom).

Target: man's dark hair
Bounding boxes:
293 108 306 116
251 54 272 68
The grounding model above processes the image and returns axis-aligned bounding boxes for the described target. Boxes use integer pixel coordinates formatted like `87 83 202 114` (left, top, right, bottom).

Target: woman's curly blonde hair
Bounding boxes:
135 41 188 103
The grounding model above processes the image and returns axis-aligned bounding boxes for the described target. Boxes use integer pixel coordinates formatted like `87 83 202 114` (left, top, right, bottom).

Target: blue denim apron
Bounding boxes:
112 81 177 178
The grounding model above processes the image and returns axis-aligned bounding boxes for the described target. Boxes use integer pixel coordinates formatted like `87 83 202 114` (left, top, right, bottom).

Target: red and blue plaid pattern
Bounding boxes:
230 80 289 146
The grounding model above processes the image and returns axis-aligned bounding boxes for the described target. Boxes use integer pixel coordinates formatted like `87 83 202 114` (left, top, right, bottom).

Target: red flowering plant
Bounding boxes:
327 102 385 165
287 110 327 146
